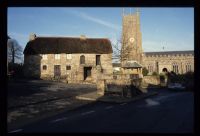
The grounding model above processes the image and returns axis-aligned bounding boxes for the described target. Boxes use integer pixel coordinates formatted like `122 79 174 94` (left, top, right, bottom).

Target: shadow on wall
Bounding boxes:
103 79 144 98
23 55 42 79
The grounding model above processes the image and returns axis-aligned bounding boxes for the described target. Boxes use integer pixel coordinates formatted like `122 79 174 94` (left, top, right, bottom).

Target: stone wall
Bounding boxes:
24 53 113 83
143 53 194 74
23 55 42 78
141 76 160 87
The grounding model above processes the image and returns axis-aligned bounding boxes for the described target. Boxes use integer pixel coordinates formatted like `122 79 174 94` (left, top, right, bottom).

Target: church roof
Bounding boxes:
144 50 194 56
23 37 113 55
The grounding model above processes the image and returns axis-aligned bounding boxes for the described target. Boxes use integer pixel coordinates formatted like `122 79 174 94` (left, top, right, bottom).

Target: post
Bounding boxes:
97 79 106 96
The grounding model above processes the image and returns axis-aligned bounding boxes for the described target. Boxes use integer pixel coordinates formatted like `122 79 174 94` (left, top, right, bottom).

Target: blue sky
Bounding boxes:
8 7 194 52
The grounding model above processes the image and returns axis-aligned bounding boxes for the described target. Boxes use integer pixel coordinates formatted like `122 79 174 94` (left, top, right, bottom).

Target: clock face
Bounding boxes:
129 37 135 43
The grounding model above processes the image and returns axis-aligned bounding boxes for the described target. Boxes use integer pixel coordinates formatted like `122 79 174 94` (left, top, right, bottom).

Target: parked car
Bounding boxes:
168 83 185 90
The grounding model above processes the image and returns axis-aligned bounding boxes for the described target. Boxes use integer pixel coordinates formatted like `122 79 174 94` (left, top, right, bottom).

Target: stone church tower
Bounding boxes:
121 8 143 66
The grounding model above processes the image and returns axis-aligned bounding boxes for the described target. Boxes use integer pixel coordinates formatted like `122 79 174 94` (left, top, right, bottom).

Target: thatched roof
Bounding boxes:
23 37 113 55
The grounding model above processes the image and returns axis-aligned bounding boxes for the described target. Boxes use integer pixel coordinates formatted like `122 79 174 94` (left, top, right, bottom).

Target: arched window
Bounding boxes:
147 64 153 73
172 62 179 74
186 62 192 72
80 55 85 64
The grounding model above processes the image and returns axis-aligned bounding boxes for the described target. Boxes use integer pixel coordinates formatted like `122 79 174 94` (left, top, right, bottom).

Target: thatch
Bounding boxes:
23 37 113 55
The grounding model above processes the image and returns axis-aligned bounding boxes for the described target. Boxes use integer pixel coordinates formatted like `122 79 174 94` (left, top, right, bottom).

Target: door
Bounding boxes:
84 67 92 80
54 65 61 77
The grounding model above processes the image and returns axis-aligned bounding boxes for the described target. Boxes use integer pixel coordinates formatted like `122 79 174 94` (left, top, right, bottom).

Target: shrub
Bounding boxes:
8 63 24 78
142 67 148 76
152 71 158 76
159 74 166 82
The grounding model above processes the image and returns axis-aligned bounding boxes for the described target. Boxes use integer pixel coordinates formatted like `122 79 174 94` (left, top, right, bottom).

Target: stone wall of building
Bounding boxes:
24 53 113 83
142 53 194 74
23 55 42 78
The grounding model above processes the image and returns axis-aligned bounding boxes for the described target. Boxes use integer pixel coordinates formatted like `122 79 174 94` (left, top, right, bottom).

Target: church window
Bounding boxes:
80 55 85 64
186 63 192 72
172 63 179 74
148 64 153 73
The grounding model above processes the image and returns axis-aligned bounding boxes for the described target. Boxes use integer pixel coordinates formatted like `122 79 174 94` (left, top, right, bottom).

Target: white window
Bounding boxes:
42 54 47 60
55 54 60 59
66 54 72 59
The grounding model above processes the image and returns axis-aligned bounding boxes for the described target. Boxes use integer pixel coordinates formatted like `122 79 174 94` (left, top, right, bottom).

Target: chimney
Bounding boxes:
80 35 86 40
29 33 36 41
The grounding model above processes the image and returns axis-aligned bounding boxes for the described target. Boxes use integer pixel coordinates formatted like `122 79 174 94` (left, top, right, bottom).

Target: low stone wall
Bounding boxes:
142 76 160 87
97 78 144 97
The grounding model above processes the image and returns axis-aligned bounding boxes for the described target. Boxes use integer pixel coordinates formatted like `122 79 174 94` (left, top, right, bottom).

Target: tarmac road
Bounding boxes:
8 89 193 133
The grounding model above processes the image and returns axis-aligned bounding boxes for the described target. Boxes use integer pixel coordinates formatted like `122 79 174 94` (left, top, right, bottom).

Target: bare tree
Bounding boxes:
112 32 134 63
7 38 23 64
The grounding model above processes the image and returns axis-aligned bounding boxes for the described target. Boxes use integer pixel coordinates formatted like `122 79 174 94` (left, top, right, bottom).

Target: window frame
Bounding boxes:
80 55 85 64
96 55 101 66
55 54 60 59
42 54 47 60
66 65 71 70
42 65 47 70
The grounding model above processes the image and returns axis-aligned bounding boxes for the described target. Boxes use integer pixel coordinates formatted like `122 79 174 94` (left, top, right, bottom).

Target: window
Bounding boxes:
55 54 60 59
66 65 71 70
186 63 192 72
172 63 179 74
80 55 85 64
96 55 101 65
66 54 72 59
147 64 153 73
43 65 47 70
42 54 47 60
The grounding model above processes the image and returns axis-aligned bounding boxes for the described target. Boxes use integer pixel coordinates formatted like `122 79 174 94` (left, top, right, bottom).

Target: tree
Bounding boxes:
7 37 23 64
112 31 135 63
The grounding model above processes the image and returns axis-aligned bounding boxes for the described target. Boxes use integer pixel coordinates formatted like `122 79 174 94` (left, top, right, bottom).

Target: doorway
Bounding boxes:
84 67 92 80
54 65 61 77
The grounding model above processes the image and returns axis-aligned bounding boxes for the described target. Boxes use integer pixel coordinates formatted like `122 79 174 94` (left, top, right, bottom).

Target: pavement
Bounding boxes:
8 88 194 133
7 80 97 129
7 79 160 131
76 90 158 103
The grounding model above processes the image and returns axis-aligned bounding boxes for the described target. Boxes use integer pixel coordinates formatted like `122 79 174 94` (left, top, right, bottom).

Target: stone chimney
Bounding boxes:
80 35 86 40
29 33 36 41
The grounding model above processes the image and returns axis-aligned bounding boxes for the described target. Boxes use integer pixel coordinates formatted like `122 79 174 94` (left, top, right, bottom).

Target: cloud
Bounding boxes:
69 10 120 31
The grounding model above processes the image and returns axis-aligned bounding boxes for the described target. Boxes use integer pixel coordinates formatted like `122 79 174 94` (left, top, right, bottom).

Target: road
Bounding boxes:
8 89 193 133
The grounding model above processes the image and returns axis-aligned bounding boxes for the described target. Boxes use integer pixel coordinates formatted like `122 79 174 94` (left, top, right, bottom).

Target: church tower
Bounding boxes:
121 8 143 66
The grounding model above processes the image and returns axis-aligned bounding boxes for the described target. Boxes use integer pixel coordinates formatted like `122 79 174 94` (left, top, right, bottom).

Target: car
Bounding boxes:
168 83 185 90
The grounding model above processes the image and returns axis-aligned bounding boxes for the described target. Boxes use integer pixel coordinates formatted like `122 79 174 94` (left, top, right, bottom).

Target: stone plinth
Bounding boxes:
97 80 106 96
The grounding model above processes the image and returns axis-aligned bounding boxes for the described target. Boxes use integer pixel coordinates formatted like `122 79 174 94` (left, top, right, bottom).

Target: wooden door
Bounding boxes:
54 65 61 77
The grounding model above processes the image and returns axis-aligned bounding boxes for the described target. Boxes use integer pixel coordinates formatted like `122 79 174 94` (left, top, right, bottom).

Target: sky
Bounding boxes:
8 7 194 52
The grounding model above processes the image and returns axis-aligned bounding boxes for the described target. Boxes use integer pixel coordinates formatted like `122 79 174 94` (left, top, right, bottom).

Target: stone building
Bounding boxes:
23 34 113 83
143 51 194 75
120 9 194 75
